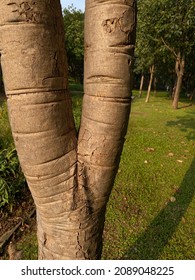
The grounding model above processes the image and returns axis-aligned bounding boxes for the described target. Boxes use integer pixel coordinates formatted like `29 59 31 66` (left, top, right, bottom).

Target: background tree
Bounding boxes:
135 0 160 101
150 0 195 108
135 0 195 107
63 5 84 83
0 0 137 259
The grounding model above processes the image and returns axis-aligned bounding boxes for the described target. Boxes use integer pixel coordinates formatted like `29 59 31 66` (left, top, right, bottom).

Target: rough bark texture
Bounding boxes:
0 0 137 259
0 0 78 259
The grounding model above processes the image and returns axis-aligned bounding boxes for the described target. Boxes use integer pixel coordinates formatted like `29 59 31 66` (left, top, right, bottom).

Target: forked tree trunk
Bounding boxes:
139 74 144 97
172 52 185 109
0 0 137 259
145 64 154 103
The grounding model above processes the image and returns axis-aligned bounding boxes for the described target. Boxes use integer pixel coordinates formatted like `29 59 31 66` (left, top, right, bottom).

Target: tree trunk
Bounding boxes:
189 90 194 101
172 52 185 109
145 64 154 103
0 0 137 259
139 74 144 97
153 76 157 97
77 0 137 258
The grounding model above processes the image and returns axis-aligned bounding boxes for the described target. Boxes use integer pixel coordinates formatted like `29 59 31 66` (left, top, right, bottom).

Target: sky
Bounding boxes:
60 0 85 11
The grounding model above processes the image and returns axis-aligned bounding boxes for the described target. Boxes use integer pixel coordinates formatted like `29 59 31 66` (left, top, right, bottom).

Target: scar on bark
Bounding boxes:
8 1 41 23
102 9 135 36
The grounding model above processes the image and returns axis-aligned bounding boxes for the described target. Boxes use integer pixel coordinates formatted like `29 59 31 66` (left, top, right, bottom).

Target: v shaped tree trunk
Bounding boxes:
0 0 137 259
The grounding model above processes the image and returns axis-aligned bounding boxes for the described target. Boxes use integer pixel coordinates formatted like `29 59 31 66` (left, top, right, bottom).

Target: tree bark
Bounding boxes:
139 74 144 97
0 0 78 259
172 52 185 109
145 64 154 103
0 0 137 259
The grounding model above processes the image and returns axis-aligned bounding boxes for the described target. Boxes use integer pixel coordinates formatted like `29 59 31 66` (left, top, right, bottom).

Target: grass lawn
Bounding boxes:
0 86 194 259
102 92 195 260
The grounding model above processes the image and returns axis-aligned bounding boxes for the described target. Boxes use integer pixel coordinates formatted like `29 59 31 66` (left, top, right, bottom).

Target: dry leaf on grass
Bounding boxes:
145 147 155 152
170 197 176 202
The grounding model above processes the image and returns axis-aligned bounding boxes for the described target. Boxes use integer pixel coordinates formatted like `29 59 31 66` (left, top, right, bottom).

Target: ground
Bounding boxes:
0 184 36 259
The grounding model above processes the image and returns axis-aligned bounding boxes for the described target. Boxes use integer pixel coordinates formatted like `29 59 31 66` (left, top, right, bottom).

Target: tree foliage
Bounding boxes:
63 5 84 83
135 0 195 100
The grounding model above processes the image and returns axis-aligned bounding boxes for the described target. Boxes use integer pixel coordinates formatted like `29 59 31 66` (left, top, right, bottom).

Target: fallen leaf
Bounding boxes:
145 147 155 152
168 153 174 157
181 155 187 159
182 217 186 223
177 160 183 163
170 196 176 202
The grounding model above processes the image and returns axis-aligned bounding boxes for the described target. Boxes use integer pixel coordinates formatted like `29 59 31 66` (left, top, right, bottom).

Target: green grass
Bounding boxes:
17 228 38 260
102 92 195 259
69 82 83 92
70 83 83 130
0 88 194 259
0 101 14 149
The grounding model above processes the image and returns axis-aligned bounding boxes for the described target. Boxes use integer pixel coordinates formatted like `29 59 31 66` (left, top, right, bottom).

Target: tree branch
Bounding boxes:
161 37 177 58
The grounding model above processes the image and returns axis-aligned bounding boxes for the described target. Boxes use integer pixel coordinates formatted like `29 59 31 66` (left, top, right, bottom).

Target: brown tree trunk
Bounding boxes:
76 0 137 258
145 64 154 103
153 76 157 97
189 90 194 101
139 74 144 97
0 0 137 259
172 52 185 109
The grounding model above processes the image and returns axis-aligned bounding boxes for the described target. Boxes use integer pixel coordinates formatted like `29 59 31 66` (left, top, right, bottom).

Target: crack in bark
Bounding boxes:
6 88 69 96
87 75 123 84
76 222 89 259
43 232 47 246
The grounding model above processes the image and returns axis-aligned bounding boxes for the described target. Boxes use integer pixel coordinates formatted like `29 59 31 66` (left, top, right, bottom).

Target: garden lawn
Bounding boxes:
102 92 195 259
0 88 194 259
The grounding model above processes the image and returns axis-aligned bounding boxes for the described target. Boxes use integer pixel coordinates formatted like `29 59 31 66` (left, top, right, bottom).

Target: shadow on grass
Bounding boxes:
166 111 195 141
178 104 193 109
122 158 195 259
